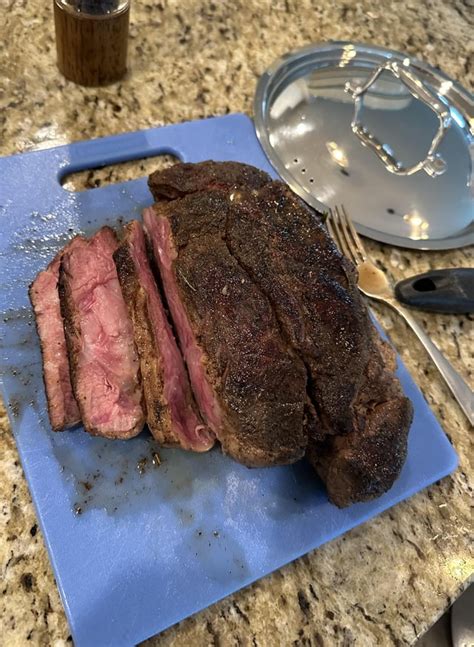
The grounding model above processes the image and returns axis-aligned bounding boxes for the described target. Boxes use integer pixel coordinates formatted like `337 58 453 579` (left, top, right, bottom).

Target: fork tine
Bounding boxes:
326 211 338 246
334 205 357 263
340 205 366 263
331 206 354 262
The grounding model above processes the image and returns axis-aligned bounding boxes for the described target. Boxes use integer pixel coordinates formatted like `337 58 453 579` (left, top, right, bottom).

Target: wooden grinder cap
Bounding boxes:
54 0 130 87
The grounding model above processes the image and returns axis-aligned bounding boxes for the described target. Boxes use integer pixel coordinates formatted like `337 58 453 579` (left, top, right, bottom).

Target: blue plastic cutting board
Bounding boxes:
0 114 457 647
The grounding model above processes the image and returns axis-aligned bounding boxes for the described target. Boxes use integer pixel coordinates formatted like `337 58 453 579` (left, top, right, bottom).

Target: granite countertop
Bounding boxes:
0 1 472 645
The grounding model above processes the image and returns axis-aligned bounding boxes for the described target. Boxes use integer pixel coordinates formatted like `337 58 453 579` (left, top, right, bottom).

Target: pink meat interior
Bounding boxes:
30 255 80 430
143 207 223 436
127 221 214 450
63 229 143 437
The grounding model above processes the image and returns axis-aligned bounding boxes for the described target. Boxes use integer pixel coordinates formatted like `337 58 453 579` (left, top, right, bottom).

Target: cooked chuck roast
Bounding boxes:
29 248 80 431
59 227 145 439
30 160 413 506
114 220 213 451
143 198 308 467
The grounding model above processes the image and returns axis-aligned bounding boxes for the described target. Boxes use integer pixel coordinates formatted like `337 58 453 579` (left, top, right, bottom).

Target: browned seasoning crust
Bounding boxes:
148 160 272 202
306 327 414 506
226 181 370 439
226 183 413 505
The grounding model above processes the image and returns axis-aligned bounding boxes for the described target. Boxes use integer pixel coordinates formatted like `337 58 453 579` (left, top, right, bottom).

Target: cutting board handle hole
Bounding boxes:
60 153 180 192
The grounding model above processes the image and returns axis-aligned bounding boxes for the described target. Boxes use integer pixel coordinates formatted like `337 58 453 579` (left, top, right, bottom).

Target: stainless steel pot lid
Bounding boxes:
254 41 474 250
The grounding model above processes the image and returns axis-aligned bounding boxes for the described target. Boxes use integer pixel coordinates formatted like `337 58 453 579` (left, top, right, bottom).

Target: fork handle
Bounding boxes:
386 299 474 426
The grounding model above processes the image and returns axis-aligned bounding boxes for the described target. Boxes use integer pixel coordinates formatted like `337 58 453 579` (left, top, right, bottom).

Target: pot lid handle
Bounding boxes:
345 59 452 177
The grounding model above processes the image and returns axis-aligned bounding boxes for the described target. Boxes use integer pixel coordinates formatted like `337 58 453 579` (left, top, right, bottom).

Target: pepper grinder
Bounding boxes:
54 0 130 86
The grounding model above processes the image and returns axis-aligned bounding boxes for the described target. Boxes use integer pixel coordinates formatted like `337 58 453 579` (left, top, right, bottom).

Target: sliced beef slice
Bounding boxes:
29 249 81 431
114 220 213 451
148 160 271 202
226 181 370 438
143 194 308 467
59 227 144 439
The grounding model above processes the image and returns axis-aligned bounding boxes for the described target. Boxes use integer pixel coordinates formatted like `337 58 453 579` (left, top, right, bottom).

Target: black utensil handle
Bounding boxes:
395 268 474 314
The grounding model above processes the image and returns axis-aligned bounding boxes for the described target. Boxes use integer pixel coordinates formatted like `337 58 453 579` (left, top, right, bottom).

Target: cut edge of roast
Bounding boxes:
114 220 214 452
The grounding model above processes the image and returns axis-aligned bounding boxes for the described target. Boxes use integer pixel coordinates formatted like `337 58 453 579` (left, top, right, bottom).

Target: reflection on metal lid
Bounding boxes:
403 212 430 240
339 44 357 67
326 141 348 168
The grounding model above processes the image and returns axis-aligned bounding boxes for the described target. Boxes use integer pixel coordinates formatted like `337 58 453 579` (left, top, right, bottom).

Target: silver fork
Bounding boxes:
327 205 474 426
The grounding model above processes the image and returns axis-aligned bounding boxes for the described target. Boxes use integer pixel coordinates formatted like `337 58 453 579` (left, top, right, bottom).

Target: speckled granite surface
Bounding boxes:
0 1 473 646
